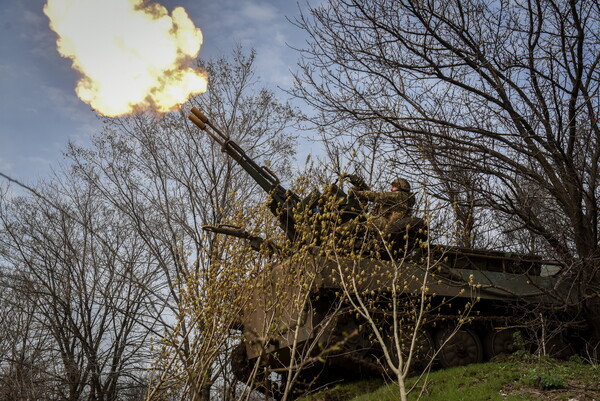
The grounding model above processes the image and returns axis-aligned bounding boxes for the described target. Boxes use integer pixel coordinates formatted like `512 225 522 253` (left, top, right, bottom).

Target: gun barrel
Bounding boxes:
190 107 208 123
191 107 225 139
202 224 280 254
202 224 250 238
189 107 280 188
189 107 300 241
189 114 207 131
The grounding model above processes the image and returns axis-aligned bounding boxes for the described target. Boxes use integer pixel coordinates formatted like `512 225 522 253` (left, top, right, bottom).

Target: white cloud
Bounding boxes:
199 1 297 84
254 45 293 87
13 3 62 63
0 63 14 76
241 2 277 22
23 9 44 26
37 84 101 145
40 85 91 121
25 156 52 165
0 156 13 172
274 31 286 46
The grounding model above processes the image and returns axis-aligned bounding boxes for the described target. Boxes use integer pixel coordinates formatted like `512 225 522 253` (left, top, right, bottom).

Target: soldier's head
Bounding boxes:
391 178 410 192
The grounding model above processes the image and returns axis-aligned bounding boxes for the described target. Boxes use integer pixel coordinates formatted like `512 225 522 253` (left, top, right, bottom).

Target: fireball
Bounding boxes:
44 0 207 116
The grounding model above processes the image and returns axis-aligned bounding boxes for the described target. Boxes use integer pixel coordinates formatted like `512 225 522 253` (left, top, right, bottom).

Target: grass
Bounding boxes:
299 380 385 401
299 354 600 401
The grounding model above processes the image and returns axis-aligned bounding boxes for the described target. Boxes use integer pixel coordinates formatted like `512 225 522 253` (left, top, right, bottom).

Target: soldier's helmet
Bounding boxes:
391 178 411 192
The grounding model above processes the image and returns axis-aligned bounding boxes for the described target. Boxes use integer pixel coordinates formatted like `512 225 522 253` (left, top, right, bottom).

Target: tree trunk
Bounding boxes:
580 254 600 344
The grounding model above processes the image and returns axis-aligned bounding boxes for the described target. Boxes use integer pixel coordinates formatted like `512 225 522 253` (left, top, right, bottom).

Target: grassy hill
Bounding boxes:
299 353 599 401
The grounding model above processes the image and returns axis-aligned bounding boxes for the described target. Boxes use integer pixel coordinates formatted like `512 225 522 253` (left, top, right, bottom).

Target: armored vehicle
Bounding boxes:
189 108 585 396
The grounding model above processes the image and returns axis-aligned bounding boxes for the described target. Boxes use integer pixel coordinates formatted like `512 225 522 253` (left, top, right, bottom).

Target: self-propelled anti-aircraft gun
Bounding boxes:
188 108 585 396
189 107 369 241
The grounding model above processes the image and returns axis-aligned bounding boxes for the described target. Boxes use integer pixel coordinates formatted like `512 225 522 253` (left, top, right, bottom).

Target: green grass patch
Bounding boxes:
299 355 600 401
522 367 567 390
352 362 528 401
300 379 384 401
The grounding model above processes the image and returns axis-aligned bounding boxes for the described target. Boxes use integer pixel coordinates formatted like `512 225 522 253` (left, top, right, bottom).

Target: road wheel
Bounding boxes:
384 328 434 371
483 329 521 359
435 328 483 368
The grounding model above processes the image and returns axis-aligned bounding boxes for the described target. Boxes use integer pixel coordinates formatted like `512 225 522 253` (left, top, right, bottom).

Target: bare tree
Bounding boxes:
292 0 600 339
0 273 56 401
66 48 298 400
0 175 160 401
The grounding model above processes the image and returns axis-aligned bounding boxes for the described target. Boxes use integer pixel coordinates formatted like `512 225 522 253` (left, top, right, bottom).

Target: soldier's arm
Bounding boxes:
387 191 415 208
351 189 381 203
354 190 414 207
342 173 370 191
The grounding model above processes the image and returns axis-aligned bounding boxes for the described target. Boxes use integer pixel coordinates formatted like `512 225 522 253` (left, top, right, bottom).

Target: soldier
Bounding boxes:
349 178 416 236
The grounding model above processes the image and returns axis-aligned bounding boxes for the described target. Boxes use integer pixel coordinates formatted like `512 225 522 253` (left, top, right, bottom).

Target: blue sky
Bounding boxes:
0 0 310 184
